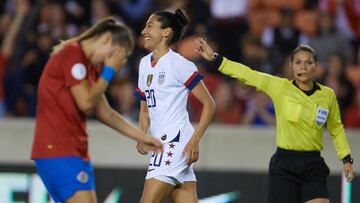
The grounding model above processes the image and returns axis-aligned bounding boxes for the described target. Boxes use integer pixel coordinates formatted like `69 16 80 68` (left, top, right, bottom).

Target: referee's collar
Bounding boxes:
292 80 320 96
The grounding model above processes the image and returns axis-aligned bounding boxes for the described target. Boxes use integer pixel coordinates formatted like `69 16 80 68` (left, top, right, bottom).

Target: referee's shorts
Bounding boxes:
268 148 330 203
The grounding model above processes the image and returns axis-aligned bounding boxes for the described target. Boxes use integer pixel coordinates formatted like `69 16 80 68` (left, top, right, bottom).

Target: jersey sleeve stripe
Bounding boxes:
133 87 146 101
184 72 203 90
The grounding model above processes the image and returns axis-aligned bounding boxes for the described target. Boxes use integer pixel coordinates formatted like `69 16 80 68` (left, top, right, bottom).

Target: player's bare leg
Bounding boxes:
140 178 175 203
171 181 198 203
65 190 97 203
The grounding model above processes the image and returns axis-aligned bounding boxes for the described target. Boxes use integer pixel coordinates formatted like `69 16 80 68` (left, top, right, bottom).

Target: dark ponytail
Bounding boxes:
154 9 188 45
78 17 134 53
175 9 189 28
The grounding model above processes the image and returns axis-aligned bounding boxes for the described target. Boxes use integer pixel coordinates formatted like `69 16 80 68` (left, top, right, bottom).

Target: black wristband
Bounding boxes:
210 52 223 69
342 154 354 164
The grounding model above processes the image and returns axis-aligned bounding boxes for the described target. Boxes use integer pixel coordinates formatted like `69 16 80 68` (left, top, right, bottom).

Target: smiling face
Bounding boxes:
290 50 317 84
141 14 170 51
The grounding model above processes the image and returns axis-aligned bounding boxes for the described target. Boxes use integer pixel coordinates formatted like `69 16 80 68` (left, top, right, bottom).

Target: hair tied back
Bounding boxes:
175 9 188 26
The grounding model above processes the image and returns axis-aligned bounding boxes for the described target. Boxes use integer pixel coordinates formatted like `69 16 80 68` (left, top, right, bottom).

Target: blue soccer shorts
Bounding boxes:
34 156 95 203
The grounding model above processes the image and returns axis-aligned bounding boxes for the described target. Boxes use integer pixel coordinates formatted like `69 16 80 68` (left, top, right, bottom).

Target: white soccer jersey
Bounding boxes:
134 49 203 183
134 49 203 142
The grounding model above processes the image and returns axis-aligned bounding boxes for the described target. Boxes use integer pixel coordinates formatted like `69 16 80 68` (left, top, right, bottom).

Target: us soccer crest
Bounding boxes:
158 71 166 85
147 74 153 87
315 107 329 126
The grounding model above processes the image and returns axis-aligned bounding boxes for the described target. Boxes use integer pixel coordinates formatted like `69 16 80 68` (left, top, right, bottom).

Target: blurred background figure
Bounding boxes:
109 79 139 122
209 0 249 61
213 80 243 124
242 91 276 127
0 0 29 117
116 0 153 33
0 0 358 129
0 1 359 202
241 33 274 74
309 10 353 67
318 0 360 45
321 53 355 117
344 88 360 128
261 6 308 72
37 1 78 41
91 0 114 24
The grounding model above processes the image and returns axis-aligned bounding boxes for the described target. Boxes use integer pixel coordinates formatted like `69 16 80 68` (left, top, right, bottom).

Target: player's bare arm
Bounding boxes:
94 96 163 153
182 81 215 165
136 101 151 155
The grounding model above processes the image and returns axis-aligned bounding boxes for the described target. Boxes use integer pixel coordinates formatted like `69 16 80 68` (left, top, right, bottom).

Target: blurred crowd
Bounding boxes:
0 0 360 128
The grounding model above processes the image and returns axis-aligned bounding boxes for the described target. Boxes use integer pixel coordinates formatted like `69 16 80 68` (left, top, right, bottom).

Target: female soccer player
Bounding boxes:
31 17 163 203
195 38 355 203
133 9 216 203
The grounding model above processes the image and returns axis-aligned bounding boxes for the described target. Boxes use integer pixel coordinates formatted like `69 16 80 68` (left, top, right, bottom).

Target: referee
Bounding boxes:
195 38 355 203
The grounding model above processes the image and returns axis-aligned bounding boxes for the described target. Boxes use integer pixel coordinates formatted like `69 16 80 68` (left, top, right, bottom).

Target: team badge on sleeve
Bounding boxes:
315 107 329 126
147 74 153 87
71 63 87 80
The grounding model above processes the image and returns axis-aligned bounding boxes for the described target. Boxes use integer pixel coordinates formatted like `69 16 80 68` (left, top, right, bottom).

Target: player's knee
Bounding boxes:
65 190 97 203
139 198 159 203
140 194 164 203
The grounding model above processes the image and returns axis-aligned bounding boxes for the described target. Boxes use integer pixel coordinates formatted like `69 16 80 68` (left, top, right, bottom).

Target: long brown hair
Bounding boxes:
78 17 134 53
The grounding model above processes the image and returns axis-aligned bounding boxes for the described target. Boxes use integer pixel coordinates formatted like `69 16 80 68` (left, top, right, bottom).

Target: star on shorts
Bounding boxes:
167 151 173 157
169 143 175 149
165 159 171 166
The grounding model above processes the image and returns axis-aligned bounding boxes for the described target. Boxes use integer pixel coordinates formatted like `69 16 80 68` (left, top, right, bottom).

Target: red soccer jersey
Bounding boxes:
31 42 97 161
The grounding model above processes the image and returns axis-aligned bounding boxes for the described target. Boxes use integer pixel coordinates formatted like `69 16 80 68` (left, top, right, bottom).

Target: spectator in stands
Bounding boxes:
344 88 360 128
261 7 308 71
242 91 275 126
213 80 243 124
91 0 114 24
37 1 78 41
1 0 358 125
355 43 360 66
0 0 29 117
241 33 274 74
64 0 88 27
318 0 360 43
209 0 249 60
20 32 54 116
109 79 139 121
117 0 153 33
322 53 355 117
309 11 353 66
